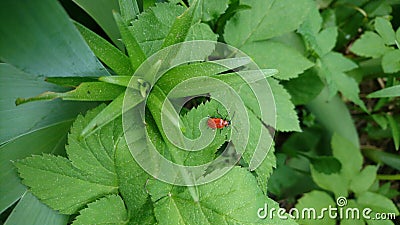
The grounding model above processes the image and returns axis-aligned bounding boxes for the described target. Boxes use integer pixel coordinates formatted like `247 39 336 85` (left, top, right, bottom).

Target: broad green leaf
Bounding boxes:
339 200 365 225
357 192 399 216
0 0 109 77
189 0 229 22
298 3 322 36
295 191 336 225
224 0 313 47
0 64 96 144
150 167 294 224
74 22 134 76
306 87 360 148
4 192 68 225
387 114 400 150
375 17 396 45
311 166 349 198
162 0 200 48
0 121 72 214
381 49 400 73
268 78 301 132
349 166 377 194
73 0 122 49
282 69 324 105
16 154 118 214
16 106 121 214
72 195 128 225
350 31 392 58
241 41 314 80
15 82 125 105
368 85 400 98
331 133 362 180
114 11 146 70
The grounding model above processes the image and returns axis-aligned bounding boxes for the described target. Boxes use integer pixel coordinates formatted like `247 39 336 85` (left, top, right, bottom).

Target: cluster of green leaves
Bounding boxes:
1 0 308 224
295 134 399 225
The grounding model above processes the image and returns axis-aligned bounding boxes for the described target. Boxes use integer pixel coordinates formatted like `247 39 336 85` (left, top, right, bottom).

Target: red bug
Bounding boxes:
207 117 231 129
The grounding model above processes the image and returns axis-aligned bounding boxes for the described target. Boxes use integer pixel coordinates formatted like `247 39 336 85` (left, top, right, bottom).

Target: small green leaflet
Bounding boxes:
368 85 400 98
72 195 128 225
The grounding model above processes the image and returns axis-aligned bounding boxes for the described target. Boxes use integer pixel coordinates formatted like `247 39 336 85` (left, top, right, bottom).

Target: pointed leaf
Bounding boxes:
375 17 396 45
72 195 128 225
15 82 125 105
113 11 146 70
162 0 200 48
350 31 392 58
367 85 400 98
75 22 134 76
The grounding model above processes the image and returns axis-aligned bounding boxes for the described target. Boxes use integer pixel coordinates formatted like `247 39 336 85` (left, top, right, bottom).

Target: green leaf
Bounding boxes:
387 114 400 150
319 52 367 111
295 191 336 225
15 106 121 214
114 139 153 224
131 3 185 57
186 22 218 42
74 22 134 76
311 133 363 197
0 121 72 213
298 4 338 56
189 0 229 22
311 166 349 197
241 41 314 80
282 69 324 105
381 49 400 73
268 78 301 132
349 165 377 194
118 0 140 23
309 156 342 174
224 0 313 47
149 167 293 224
367 85 400 98
162 0 200 48
73 0 122 49
179 100 229 165
72 195 128 225
375 17 396 45
4 192 68 225
331 133 363 180
113 11 146 71
15 82 125 105
396 27 400 44
0 0 109 77
363 148 400 170
357 192 399 216
350 31 392 58
0 64 96 144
